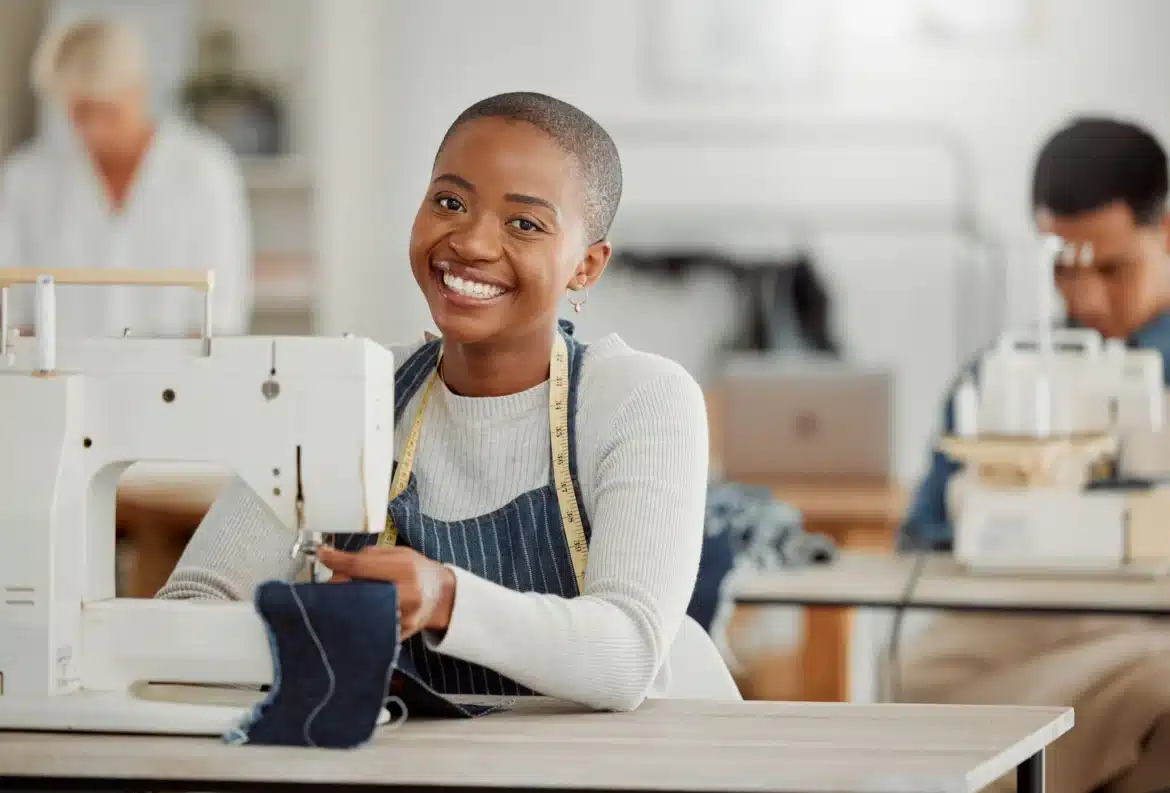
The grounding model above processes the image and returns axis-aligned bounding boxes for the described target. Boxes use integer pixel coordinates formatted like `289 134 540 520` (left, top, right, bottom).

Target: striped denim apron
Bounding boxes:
336 320 591 697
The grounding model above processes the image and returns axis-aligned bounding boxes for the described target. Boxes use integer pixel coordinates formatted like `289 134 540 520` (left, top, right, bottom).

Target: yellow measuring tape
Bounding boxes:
548 334 589 592
379 334 589 592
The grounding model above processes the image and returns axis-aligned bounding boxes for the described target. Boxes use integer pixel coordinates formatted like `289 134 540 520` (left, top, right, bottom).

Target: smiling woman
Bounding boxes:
157 92 737 711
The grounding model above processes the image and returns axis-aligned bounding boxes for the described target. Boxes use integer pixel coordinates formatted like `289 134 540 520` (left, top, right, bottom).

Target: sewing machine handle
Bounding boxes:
0 268 216 360
0 268 213 291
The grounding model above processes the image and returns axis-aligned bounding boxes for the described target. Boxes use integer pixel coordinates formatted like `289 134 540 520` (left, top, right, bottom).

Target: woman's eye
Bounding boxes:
436 197 464 212
508 218 539 232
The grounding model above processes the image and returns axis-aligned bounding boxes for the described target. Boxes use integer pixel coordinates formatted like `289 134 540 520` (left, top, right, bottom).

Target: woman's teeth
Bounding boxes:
442 272 505 300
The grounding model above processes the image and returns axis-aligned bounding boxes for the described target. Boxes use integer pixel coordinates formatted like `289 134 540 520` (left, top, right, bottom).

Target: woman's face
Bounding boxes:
409 117 609 345
66 87 148 159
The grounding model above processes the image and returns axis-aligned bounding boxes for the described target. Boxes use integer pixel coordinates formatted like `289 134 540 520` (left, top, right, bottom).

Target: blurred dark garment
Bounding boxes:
617 250 841 356
687 482 835 635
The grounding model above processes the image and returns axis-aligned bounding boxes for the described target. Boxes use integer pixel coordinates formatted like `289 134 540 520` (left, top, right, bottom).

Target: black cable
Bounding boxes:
886 549 928 703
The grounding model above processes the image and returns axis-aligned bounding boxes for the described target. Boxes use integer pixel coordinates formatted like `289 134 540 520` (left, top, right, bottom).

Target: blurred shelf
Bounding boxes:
253 252 315 313
240 155 314 192
254 279 314 312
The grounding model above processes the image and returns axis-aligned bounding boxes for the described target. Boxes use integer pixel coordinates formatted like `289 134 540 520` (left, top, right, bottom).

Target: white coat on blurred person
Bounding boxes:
0 18 252 339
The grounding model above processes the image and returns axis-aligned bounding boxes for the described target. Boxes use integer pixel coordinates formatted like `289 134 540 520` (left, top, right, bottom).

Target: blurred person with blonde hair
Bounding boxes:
0 17 252 339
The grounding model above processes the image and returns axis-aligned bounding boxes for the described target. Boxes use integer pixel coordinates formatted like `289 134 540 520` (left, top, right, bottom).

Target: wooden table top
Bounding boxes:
733 551 1170 614
0 697 1072 793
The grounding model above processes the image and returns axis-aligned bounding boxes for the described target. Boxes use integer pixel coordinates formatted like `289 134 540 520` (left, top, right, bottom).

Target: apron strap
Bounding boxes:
380 332 590 589
393 340 442 425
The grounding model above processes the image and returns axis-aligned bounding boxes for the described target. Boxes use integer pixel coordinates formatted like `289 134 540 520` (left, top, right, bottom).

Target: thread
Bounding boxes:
381 694 409 728
263 581 409 747
284 581 337 747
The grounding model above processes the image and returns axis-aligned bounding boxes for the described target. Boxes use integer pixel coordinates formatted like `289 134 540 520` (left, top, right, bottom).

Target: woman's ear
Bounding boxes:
574 239 612 288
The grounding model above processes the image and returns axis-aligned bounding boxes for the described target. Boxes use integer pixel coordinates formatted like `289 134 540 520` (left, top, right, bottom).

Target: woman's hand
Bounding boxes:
315 546 457 639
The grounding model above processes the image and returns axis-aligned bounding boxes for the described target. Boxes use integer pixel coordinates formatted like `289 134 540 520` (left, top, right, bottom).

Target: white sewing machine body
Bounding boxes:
946 326 1170 574
0 268 395 735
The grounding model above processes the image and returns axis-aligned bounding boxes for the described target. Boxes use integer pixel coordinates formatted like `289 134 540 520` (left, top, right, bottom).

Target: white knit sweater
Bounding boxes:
156 333 711 711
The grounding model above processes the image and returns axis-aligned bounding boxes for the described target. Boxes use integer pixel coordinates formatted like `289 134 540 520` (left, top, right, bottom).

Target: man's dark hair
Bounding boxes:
1032 117 1169 226
438 92 623 243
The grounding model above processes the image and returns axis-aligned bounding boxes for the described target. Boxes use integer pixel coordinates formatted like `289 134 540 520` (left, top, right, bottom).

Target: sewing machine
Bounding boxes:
0 269 395 735
944 236 1170 574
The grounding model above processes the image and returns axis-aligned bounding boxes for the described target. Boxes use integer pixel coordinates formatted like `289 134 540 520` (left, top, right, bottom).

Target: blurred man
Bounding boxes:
900 118 1170 793
0 17 252 338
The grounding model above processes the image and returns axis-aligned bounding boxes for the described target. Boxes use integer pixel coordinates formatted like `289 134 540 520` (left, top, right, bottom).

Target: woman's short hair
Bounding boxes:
31 18 146 103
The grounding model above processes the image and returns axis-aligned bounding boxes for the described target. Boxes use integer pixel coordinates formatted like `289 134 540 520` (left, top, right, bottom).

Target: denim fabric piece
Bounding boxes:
226 579 401 749
705 482 834 569
687 482 835 634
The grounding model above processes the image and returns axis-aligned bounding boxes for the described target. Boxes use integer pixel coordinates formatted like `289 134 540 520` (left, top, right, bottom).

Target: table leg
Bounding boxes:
800 605 851 701
796 520 894 702
1017 750 1045 793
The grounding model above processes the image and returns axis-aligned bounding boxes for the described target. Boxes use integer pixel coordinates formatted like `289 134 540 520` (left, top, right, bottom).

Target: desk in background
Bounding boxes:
734 551 1170 615
706 389 906 701
734 480 904 702
733 550 1170 706
0 697 1072 793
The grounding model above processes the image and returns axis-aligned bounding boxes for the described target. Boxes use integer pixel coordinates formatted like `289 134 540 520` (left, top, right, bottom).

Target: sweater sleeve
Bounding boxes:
154 476 304 600
422 356 709 712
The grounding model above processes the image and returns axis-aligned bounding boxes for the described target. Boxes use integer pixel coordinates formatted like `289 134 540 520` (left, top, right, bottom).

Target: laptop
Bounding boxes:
717 356 894 482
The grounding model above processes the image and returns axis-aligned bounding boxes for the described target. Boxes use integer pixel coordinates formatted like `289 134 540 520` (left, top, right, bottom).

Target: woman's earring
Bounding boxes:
567 287 588 314
566 279 589 313
567 278 588 313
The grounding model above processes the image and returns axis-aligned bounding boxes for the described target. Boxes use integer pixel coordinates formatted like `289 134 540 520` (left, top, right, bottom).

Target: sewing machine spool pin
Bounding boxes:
34 275 56 373
202 287 213 356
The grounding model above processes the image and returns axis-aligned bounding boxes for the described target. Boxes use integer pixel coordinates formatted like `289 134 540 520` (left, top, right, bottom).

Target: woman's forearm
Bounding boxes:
425 570 689 711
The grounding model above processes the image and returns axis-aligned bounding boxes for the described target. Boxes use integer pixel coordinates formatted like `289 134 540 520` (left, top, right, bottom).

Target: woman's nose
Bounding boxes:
448 213 501 262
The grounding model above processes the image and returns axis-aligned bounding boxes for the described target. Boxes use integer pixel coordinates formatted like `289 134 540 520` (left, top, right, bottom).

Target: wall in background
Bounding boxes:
194 0 315 332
